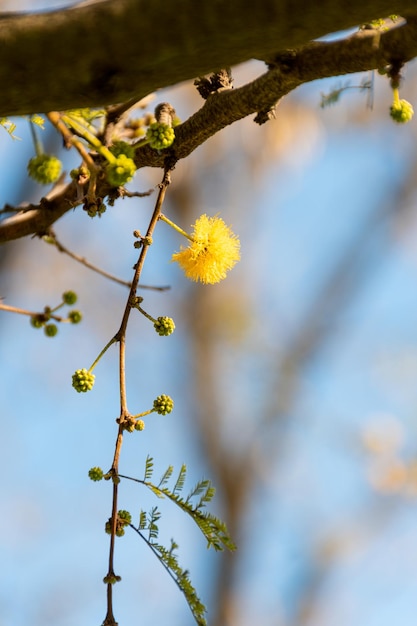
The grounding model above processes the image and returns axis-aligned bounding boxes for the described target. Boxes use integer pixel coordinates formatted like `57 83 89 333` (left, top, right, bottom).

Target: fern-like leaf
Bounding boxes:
121 462 236 547
66 107 105 123
144 480 236 552
147 506 161 541
187 479 216 509
138 509 147 530
29 114 45 129
144 455 154 481
132 527 208 626
0 117 20 139
158 465 174 488
173 464 187 494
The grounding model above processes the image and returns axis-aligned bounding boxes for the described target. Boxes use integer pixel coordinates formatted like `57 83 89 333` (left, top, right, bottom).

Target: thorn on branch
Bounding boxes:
194 68 233 99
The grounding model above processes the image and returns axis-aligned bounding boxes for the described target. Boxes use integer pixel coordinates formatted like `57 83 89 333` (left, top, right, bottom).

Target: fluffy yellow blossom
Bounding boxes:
171 214 240 284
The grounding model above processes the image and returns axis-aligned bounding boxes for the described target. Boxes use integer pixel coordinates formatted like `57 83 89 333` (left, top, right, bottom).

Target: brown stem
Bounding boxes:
46 111 98 171
102 166 172 624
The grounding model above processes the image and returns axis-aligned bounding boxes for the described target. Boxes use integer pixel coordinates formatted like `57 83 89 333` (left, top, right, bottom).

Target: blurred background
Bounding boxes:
2 2 417 625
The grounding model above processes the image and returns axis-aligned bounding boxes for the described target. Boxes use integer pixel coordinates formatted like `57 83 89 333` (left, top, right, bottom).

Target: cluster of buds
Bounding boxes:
388 67 414 124
88 466 104 481
154 316 175 336
153 394 174 415
146 122 175 150
105 510 132 537
130 294 175 337
390 96 414 123
30 291 82 337
105 154 137 187
116 394 174 432
72 368 95 393
27 153 62 185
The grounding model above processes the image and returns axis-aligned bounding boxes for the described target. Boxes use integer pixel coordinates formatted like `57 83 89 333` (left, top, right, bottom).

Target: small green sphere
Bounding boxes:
109 141 135 159
154 316 175 336
63 290 78 305
30 315 44 328
146 122 175 150
27 154 62 184
88 466 104 481
153 394 174 415
103 574 121 584
134 419 145 431
44 323 58 337
118 510 132 525
390 99 414 123
72 368 95 393
68 310 82 324
106 155 136 187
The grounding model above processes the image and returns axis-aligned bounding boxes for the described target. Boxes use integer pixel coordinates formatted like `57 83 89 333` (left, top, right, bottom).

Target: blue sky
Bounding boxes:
2 6 417 626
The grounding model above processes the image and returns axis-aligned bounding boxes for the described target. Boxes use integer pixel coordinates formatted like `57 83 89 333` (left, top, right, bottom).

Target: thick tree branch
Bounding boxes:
1 16 417 244
137 16 417 168
0 0 416 116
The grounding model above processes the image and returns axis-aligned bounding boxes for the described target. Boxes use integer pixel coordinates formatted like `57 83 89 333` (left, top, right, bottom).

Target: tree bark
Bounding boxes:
1 1 417 244
0 0 416 116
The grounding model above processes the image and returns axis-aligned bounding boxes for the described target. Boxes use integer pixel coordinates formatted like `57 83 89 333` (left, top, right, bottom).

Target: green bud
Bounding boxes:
154 316 175 336
63 290 78 305
109 140 135 159
30 315 44 328
153 394 174 415
390 99 414 123
146 122 175 150
103 574 122 584
27 154 62 184
68 310 82 324
105 511 130 536
44 323 58 337
88 466 104 481
106 155 136 187
72 368 95 393
118 510 132 525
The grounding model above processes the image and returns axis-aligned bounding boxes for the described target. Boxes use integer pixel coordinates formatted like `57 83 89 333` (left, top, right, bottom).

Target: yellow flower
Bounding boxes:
172 214 240 284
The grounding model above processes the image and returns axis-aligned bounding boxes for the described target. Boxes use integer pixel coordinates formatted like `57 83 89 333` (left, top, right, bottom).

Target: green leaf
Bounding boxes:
29 114 45 129
144 455 154 481
138 509 147 530
0 117 20 140
132 528 208 626
147 506 161 541
173 464 187 494
158 465 173 488
65 107 105 123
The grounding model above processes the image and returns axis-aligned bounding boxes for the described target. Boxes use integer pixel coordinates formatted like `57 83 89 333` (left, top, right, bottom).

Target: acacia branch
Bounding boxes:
1 13 417 244
0 0 416 117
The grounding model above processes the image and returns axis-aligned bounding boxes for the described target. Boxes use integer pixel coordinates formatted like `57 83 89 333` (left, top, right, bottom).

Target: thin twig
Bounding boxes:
102 166 173 625
0 301 66 322
46 111 98 171
0 302 34 316
47 230 170 291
